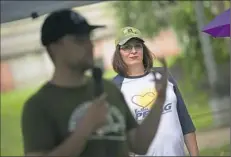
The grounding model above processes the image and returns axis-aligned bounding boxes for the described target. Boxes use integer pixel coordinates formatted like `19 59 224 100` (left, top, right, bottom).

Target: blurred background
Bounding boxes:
1 1 230 156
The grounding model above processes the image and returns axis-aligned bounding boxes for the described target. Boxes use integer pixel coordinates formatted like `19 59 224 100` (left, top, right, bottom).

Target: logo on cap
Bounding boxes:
123 28 138 35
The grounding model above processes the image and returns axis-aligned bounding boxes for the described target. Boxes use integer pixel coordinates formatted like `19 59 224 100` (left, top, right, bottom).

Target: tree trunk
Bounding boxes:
194 1 230 127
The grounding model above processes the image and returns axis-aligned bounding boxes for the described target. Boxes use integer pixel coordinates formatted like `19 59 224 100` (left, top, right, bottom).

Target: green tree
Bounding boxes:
111 1 172 38
111 1 230 127
111 1 229 82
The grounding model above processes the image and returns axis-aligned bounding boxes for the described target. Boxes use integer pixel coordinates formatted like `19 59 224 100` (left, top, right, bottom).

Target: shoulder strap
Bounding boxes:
112 75 124 89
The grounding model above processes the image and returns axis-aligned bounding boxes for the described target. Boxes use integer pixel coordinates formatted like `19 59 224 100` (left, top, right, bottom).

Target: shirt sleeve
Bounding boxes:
21 97 56 154
168 74 196 135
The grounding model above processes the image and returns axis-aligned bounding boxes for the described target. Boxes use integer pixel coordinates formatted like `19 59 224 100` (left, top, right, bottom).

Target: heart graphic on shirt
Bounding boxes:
131 92 157 109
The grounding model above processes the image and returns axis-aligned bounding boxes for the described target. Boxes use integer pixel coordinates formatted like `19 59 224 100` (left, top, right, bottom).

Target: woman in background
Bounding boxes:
112 26 199 156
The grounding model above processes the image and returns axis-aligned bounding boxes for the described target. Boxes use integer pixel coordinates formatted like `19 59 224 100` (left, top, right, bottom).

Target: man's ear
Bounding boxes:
48 41 61 52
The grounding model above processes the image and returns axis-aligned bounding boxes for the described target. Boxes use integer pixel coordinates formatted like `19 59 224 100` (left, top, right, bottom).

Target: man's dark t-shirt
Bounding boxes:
21 78 137 157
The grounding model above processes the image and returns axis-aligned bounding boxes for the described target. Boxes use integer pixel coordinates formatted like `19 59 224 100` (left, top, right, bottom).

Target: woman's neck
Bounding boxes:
127 64 145 76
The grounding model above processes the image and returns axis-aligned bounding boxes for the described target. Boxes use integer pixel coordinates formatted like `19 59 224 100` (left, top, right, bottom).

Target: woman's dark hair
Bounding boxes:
112 43 153 76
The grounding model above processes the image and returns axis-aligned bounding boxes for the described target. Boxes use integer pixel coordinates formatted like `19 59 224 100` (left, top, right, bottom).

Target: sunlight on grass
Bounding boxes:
200 144 230 156
1 86 40 156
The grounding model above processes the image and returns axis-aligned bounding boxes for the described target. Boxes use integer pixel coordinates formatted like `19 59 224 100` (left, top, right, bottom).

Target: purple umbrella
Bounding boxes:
202 8 230 38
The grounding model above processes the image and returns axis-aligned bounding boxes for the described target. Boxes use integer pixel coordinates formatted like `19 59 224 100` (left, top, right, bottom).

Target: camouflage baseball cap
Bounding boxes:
115 26 144 46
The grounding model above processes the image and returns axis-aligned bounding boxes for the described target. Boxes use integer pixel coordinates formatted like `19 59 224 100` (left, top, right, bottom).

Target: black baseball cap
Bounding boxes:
41 9 105 46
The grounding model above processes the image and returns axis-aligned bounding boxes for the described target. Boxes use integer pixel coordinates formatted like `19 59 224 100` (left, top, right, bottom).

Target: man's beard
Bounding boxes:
69 61 94 73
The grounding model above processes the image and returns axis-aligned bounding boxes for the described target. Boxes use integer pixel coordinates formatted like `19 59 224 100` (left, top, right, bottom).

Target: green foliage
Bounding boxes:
199 144 230 156
203 2 230 64
111 1 229 82
111 1 172 38
171 1 229 80
170 2 206 80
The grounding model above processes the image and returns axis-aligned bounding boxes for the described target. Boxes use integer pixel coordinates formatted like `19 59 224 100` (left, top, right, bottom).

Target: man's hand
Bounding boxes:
127 58 168 154
153 58 168 99
84 93 108 132
25 93 109 157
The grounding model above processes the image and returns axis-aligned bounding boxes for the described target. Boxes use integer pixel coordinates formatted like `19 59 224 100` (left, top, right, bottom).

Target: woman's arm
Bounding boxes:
126 60 168 154
184 132 199 156
168 73 199 156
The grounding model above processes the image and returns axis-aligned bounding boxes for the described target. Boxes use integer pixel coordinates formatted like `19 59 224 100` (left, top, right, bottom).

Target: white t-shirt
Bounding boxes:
112 68 195 156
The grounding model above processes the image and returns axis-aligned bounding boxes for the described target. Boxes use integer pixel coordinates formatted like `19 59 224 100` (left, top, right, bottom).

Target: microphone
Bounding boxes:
92 67 104 97
92 67 108 156
68 67 104 133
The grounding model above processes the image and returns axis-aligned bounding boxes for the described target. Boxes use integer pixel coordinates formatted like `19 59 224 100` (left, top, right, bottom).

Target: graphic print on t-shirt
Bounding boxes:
132 90 157 109
132 88 157 122
116 72 189 156
68 101 126 141
131 86 172 123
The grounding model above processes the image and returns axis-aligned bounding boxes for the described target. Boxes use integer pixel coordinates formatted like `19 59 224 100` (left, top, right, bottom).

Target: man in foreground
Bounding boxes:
21 9 168 157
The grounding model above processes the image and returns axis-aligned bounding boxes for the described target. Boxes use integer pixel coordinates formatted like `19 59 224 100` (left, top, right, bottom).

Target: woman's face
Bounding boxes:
119 38 143 67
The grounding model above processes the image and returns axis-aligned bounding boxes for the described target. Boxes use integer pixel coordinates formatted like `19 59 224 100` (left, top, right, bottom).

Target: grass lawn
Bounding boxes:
200 144 230 156
1 70 213 156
